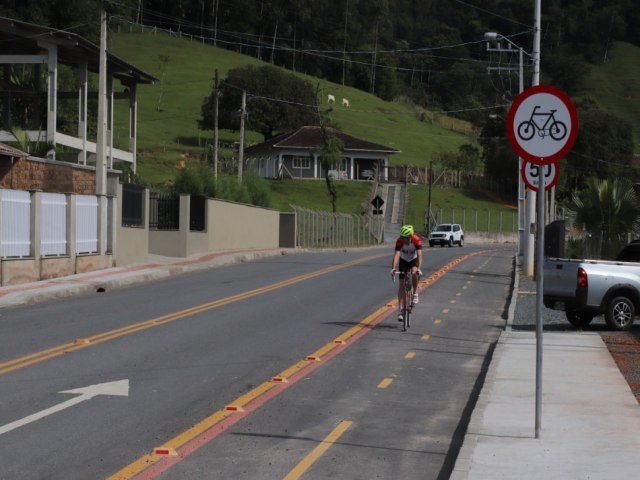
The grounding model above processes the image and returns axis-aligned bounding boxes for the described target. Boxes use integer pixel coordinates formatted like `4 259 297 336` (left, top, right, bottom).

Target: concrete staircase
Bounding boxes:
377 183 405 243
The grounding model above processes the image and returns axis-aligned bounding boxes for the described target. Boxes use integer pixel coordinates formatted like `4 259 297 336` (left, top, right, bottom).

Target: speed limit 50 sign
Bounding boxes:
521 160 559 192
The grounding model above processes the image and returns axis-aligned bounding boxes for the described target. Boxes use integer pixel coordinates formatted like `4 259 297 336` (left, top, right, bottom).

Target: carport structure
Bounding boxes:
0 16 155 172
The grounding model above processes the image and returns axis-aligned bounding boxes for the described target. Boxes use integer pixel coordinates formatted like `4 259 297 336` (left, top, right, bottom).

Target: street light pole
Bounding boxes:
484 33 529 260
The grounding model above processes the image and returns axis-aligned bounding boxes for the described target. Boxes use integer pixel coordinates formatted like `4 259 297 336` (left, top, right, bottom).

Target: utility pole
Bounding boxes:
426 161 433 235
213 69 219 179
238 90 246 183
483 32 528 259
96 9 107 197
96 9 108 259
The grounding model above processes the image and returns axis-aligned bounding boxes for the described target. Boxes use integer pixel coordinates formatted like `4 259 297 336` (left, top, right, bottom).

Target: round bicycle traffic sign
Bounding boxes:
507 85 578 165
521 160 559 192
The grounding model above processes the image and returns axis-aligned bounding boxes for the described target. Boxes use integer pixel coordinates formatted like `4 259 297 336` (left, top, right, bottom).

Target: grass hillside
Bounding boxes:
109 25 473 186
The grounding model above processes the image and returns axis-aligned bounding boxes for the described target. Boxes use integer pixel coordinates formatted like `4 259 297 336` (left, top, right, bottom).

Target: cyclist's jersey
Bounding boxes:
395 234 423 262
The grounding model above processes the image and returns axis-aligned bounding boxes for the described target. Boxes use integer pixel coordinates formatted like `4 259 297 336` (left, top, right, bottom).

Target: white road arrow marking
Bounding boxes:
0 379 129 436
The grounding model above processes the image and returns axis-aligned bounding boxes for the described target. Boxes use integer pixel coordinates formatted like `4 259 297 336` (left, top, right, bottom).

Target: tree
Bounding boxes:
561 97 635 194
569 177 640 258
199 65 318 141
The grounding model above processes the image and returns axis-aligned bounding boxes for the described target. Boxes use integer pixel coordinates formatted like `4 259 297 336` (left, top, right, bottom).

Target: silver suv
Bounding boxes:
429 223 464 247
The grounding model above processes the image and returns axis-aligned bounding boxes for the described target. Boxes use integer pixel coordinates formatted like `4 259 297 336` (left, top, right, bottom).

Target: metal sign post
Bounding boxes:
507 84 578 438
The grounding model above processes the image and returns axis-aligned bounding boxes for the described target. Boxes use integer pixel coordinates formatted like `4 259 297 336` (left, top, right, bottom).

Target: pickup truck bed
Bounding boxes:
543 242 640 331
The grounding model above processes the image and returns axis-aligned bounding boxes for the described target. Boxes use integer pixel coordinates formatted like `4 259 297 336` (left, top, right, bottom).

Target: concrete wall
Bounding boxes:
207 199 280 251
115 183 149 266
147 196 281 258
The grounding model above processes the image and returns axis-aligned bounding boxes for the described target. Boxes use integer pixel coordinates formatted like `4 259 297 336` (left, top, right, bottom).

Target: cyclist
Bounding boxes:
390 225 423 322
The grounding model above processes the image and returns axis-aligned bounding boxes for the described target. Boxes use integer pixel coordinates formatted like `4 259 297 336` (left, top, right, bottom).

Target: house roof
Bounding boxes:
246 126 400 154
0 16 156 85
0 143 27 158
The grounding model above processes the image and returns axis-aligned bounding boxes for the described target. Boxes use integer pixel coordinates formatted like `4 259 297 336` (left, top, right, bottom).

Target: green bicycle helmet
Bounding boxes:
400 225 414 237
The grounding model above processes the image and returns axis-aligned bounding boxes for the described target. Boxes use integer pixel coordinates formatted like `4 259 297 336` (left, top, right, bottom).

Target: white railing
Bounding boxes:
76 195 98 254
41 193 67 256
0 189 31 257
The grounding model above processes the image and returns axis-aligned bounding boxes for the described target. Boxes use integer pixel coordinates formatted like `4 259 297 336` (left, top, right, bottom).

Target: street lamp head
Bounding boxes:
484 32 498 41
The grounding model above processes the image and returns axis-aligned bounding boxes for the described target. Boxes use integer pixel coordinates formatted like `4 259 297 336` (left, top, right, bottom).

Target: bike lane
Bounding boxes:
109 246 514 480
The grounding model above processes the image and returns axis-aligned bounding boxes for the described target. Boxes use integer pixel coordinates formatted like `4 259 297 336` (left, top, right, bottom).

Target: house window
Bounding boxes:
292 156 311 169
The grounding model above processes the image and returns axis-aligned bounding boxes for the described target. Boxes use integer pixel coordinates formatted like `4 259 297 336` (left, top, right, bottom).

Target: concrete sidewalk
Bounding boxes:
0 247 293 309
452 269 640 479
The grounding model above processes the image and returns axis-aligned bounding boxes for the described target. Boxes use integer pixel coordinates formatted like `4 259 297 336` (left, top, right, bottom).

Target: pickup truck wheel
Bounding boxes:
458 236 464 247
448 237 453 247
565 309 595 328
605 296 635 331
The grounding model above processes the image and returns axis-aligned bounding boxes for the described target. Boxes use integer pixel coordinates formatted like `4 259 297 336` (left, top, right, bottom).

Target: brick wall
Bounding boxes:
0 155 96 194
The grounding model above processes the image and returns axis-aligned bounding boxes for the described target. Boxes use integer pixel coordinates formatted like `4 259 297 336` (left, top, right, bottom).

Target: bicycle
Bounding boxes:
393 270 418 332
517 105 567 141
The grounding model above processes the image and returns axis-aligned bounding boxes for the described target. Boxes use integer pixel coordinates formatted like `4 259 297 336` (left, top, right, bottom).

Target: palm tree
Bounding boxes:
569 177 640 259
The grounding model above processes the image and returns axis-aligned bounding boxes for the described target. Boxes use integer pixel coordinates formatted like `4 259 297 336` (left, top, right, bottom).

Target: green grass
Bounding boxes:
107 25 638 230
267 179 374 214
109 25 473 188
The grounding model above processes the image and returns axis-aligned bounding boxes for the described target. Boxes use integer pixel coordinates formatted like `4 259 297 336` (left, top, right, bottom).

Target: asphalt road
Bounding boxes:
0 244 515 480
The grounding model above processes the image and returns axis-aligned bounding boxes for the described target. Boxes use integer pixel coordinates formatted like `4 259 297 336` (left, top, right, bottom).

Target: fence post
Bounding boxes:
31 191 42 277
179 194 190 256
67 194 77 265
98 195 108 256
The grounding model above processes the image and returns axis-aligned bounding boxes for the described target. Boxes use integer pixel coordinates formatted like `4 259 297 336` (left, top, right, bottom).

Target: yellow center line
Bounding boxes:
377 378 394 389
283 420 353 480
108 250 488 479
405 351 415 359
0 253 385 376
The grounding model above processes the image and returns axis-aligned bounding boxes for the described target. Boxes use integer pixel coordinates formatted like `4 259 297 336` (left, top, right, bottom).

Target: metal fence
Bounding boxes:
292 205 384 248
190 195 206 232
424 207 519 234
149 193 179 230
122 183 145 227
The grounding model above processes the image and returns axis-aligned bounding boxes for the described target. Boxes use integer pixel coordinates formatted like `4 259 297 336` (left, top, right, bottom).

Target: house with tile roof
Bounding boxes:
244 126 399 181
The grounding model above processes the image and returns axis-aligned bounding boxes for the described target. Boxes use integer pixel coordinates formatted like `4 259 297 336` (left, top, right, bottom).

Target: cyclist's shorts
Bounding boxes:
398 258 418 277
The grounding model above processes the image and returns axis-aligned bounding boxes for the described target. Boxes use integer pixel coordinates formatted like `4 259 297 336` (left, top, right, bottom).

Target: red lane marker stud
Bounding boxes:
224 405 245 412
153 447 178 457
305 356 321 361
74 339 91 345
271 376 288 383
333 339 347 345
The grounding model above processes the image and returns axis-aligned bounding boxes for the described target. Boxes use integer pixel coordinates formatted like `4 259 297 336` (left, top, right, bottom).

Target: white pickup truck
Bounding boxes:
543 241 640 330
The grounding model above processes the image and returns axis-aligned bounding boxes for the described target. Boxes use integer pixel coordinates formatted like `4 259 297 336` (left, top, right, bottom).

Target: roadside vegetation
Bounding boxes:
1 3 638 245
